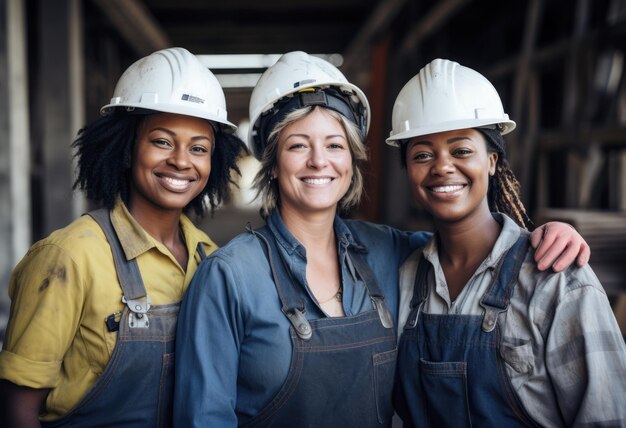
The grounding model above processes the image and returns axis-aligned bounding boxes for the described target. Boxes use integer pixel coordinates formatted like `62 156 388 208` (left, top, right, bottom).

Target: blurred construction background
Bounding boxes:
1 0 625 339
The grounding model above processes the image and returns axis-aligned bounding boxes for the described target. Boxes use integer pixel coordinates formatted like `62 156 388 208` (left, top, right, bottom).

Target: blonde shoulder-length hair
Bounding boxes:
252 106 368 219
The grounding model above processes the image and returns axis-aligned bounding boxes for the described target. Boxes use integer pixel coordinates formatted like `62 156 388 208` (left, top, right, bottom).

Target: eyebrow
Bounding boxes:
149 127 212 141
283 133 346 141
408 136 472 149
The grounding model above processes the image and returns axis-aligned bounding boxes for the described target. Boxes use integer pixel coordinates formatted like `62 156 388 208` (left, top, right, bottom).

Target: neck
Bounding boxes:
127 199 183 248
279 205 337 251
434 204 501 268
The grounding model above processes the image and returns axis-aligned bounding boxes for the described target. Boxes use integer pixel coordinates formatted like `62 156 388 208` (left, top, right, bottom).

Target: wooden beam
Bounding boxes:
91 0 171 56
563 0 591 207
400 0 471 55
538 126 626 150
342 0 407 73
358 34 390 222
513 0 543 199
486 20 626 80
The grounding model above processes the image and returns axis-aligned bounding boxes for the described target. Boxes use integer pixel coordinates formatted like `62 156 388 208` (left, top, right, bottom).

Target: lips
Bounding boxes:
156 173 196 192
301 177 333 185
429 184 465 193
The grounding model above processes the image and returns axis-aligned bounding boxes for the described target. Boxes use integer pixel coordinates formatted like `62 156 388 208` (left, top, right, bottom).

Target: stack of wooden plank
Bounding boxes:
535 209 626 295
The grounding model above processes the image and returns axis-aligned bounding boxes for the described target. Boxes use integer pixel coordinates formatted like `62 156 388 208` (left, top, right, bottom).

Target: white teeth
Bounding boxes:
164 177 190 187
431 185 463 193
303 178 332 185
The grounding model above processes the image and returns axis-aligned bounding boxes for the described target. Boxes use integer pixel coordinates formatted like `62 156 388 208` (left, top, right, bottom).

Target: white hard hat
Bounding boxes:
386 58 515 146
101 47 235 129
248 51 370 160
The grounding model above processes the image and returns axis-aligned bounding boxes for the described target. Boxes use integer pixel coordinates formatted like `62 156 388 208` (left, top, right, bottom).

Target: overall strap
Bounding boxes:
87 209 147 300
196 242 207 260
404 254 430 330
248 225 312 341
346 247 394 329
479 233 531 332
87 208 151 329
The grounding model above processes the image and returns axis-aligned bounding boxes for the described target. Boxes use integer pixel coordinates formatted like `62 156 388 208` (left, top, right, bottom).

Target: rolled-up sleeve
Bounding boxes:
0 244 84 389
546 271 626 426
174 254 244 427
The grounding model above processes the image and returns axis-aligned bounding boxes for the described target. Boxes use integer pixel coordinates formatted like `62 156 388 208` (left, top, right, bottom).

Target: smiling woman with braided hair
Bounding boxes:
391 58 626 427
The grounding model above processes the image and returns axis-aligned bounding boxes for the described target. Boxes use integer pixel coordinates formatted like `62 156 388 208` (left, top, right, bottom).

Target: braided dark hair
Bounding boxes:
72 110 246 217
477 128 533 229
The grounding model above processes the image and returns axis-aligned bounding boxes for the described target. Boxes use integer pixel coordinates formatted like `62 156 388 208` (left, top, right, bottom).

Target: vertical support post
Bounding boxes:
0 0 32 339
359 34 390 222
34 0 84 239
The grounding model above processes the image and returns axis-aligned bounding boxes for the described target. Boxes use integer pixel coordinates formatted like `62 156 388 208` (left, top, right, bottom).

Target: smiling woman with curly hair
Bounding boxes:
0 47 245 427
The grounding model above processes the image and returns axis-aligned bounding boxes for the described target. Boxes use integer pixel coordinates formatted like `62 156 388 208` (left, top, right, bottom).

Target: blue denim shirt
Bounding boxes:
174 210 430 427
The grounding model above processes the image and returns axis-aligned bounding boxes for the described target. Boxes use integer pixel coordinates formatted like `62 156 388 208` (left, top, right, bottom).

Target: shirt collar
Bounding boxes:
266 209 359 257
110 199 156 261
110 198 215 261
423 213 522 274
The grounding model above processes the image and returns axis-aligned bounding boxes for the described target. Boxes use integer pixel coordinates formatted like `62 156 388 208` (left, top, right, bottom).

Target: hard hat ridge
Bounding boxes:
100 47 235 130
386 58 516 146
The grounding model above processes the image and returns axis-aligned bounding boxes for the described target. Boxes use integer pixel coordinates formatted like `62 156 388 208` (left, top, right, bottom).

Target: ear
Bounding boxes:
488 152 498 176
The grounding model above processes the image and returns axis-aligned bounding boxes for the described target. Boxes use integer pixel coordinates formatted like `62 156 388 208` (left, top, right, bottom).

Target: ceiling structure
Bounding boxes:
90 0 609 126
89 0 414 125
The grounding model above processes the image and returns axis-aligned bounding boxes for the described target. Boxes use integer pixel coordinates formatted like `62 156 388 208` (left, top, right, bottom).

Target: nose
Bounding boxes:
307 144 328 168
430 154 455 175
167 147 191 169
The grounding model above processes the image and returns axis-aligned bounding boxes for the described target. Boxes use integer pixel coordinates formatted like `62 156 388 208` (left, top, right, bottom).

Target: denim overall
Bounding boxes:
43 208 205 428
395 234 538 428
244 227 397 428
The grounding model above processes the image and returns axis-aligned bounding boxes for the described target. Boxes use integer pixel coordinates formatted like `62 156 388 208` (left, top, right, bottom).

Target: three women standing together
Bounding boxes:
0 47 607 428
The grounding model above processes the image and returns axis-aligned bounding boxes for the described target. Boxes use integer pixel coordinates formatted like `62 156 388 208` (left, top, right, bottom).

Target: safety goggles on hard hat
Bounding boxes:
253 87 367 151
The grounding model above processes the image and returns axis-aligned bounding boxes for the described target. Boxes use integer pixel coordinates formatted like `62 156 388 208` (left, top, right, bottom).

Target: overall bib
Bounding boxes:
395 234 538 428
243 227 397 428
43 209 205 428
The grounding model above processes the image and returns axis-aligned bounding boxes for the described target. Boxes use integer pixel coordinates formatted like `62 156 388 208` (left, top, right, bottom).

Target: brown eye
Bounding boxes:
191 145 210 154
411 151 432 162
453 148 473 156
153 139 172 148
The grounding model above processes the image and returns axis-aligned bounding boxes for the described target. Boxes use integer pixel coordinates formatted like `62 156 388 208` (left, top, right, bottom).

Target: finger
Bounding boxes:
550 242 578 272
529 227 545 250
533 227 561 268
576 242 591 267
535 238 567 271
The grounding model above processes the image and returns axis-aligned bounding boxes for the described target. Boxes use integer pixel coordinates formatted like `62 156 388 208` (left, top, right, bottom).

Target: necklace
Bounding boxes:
317 285 343 305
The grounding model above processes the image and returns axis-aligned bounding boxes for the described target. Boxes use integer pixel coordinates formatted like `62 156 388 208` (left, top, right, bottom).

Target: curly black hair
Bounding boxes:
72 110 247 217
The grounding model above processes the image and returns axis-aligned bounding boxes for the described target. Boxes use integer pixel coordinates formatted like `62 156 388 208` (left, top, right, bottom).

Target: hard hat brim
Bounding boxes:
100 102 237 130
386 118 516 146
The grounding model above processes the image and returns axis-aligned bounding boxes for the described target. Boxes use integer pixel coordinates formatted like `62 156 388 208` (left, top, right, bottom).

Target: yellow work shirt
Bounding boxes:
0 199 216 420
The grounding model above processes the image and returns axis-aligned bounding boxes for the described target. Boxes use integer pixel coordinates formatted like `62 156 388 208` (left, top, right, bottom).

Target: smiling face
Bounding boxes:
274 107 353 217
129 112 214 216
405 128 498 224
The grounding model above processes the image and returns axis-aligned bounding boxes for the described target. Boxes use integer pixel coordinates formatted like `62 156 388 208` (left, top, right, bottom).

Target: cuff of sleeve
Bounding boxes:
0 350 61 388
